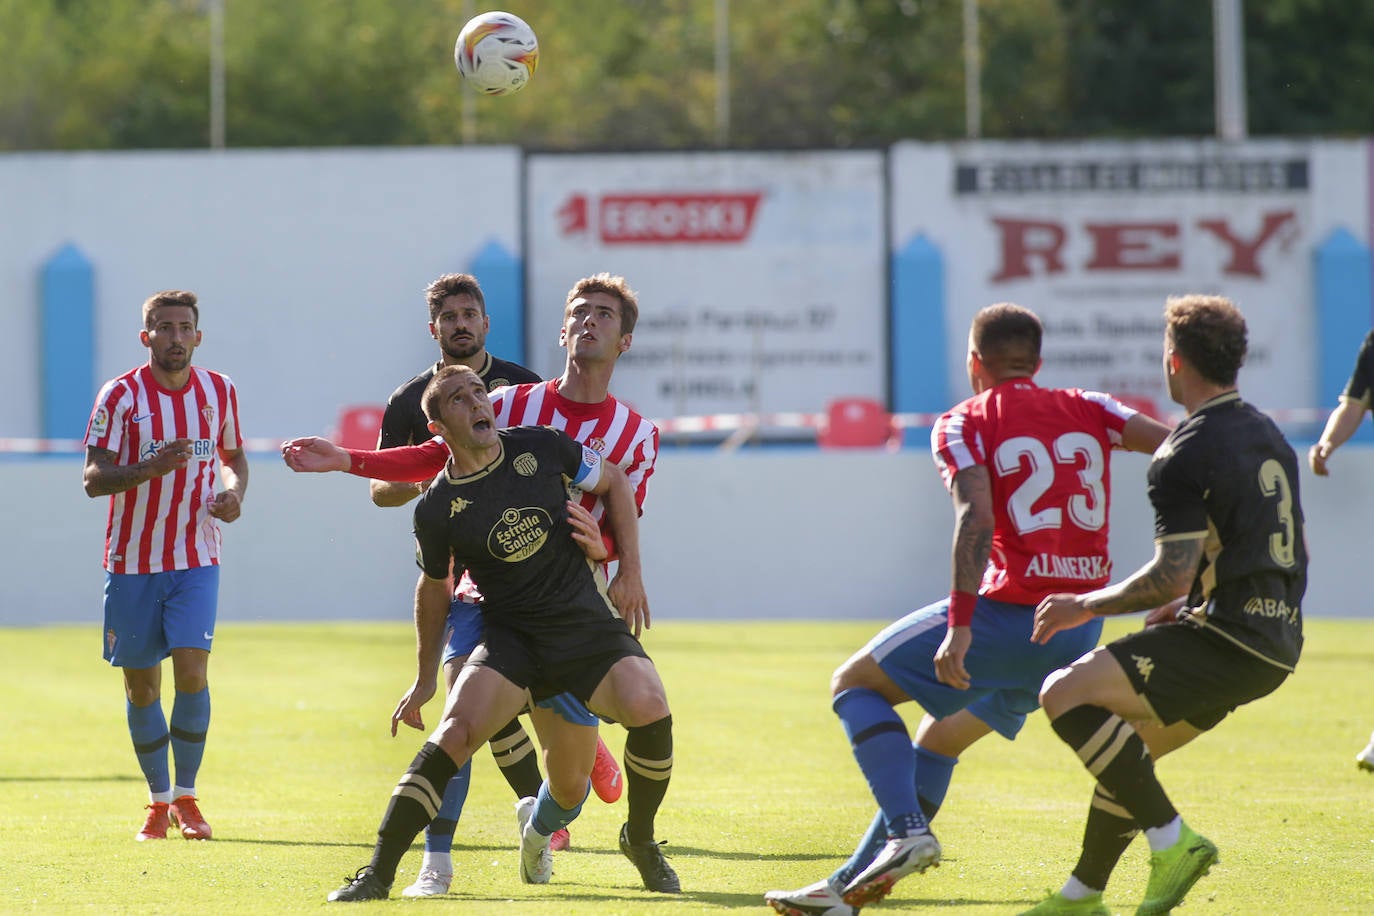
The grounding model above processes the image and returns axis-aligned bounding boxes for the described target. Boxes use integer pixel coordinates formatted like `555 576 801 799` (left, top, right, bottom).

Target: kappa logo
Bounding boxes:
1132 653 1155 682
513 452 539 477
449 496 471 518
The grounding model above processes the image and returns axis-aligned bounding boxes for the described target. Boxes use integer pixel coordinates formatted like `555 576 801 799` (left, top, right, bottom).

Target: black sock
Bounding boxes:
1071 785 1140 891
488 717 544 798
369 742 459 885
1050 705 1177 829
623 715 672 844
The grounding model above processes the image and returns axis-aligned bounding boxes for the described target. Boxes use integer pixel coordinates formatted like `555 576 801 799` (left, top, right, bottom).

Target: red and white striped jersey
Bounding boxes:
84 364 243 575
490 380 658 523
931 379 1133 606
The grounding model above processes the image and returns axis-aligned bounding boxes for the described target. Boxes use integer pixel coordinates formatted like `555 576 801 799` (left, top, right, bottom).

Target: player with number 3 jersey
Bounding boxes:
766 303 1172 916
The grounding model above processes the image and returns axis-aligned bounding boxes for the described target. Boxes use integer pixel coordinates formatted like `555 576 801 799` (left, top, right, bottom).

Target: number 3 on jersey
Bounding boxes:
995 433 1107 535
1257 458 1297 568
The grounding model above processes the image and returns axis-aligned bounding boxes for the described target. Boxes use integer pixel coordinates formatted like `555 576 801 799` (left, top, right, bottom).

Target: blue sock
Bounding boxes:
530 779 589 836
169 688 211 792
425 758 471 853
127 699 170 796
831 745 958 887
914 744 958 819
832 809 887 888
833 688 926 836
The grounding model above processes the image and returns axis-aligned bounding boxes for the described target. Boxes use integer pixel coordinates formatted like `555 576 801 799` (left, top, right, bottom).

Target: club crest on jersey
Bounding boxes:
201 404 216 427
489 506 552 562
587 436 607 453
449 496 471 517
513 452 539 476
488 377 510 389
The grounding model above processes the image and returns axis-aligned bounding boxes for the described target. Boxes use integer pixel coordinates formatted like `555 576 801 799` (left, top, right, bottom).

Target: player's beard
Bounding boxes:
153 348 191 373
442 335 482 361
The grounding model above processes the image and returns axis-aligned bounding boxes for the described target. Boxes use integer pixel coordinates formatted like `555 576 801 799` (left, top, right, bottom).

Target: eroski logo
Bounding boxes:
557 191 764 244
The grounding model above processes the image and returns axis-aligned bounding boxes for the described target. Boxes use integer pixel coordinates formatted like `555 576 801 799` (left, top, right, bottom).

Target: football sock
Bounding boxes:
489 717 544 799
530 779 589 836
1070 785 1139 891
127 698 171 797
424 758 471 854
1060 875 1100 901
833 688 927 836
830 743 954 887
1144 816 1182 852
1050 705 1177 831
419 850 452 877
623 715 673 844
914 744 958 819
169 687 210 792
370 742 459 886
832 810 887 888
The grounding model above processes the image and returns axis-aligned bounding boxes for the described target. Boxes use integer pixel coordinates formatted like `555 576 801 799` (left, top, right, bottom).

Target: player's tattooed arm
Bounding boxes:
1081 536 1203 616
949 465 995 594
83 443 192 498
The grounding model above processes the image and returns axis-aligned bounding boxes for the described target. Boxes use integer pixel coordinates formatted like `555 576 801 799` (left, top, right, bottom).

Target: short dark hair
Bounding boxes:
971 302 1042 375
1165 294 1247 386
142 290 199 329
425 273 486 322
566 273 640 334
420 364 480 422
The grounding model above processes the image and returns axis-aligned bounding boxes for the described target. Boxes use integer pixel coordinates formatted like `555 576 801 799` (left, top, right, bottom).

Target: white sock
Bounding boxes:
1060 876 1101 901
150 790 173 804
421 851 452 876
172 784 196 801
1145 816 1182 852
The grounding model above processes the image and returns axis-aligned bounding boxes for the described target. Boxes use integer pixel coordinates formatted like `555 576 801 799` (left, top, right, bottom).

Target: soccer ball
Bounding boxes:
454 11 539 96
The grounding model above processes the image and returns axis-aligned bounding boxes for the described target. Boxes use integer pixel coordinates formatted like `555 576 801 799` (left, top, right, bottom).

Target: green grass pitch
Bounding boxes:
2 619 1371 914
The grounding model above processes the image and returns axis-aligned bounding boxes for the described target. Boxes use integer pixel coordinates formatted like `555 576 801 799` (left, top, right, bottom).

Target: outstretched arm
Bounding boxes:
1121 412 1172 454
1310 396 1369 476
1033 536 1202 643
282 435 447 482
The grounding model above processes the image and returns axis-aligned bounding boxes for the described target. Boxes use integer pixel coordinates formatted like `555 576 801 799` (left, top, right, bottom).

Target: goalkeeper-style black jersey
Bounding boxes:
1341 329 1374 407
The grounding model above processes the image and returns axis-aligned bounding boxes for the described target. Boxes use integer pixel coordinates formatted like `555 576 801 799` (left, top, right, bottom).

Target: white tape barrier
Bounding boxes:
0 407 1329 454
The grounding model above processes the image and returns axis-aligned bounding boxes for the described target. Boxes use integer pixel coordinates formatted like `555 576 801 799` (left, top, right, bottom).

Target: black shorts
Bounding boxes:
1106 620 1290 730
468 613 649 706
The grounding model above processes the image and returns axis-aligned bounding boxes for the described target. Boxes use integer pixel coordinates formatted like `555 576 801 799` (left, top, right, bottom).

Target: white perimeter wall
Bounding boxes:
3 446 1369 629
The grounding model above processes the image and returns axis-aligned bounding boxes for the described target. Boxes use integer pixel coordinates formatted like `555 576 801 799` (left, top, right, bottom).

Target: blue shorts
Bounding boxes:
103 566 220 669
866 595 1103 739
445 598 599 728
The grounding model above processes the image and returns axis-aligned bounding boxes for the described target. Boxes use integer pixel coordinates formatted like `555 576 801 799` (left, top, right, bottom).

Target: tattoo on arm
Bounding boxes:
950 466 994 593
1089 538 1202 615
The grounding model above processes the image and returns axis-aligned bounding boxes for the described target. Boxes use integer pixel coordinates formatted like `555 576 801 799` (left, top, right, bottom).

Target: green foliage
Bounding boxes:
2 0 1373 150
2 618 1373 913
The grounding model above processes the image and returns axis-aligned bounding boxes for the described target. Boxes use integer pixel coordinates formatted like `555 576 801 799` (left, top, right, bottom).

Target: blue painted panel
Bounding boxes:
1313 227 1373 442
40 243 95 439
891 233 947 447
468 238 524 366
